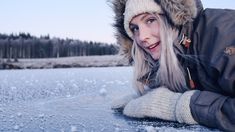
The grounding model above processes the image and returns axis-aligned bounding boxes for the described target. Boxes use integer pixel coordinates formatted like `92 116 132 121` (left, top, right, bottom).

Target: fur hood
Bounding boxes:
111 0 203 62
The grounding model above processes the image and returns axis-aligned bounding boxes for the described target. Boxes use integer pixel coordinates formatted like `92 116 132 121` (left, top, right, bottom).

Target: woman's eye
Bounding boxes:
130 26 139 33
146 18 156 24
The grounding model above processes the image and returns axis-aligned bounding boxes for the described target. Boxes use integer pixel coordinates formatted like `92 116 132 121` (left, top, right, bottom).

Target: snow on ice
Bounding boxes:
0 67 220 131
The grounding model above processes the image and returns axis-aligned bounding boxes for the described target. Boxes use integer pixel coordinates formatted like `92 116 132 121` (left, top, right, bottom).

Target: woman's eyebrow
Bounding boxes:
140 14 150 21
130 14 150 25
129 23 137 27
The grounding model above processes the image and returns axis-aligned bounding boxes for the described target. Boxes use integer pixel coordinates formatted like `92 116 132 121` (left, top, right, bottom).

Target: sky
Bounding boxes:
0 0 235 44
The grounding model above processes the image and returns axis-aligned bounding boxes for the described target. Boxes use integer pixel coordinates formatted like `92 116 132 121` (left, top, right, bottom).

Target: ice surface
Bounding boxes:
0 67 220 131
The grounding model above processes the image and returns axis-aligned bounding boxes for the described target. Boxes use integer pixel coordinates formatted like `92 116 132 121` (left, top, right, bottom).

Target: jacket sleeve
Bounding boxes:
190 91 235 131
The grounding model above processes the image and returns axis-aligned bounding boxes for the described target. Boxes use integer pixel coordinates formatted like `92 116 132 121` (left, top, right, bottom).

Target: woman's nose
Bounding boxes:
138 26 151 42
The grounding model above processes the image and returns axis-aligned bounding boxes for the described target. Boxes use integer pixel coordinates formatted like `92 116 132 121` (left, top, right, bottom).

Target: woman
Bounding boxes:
110 0 235 131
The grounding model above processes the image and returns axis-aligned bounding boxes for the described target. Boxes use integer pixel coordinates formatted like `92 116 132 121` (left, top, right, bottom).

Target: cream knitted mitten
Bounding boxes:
123 87 198 124
111 93 139 111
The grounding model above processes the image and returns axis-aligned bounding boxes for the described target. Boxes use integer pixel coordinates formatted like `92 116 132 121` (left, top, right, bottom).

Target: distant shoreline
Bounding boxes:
0 55 130 69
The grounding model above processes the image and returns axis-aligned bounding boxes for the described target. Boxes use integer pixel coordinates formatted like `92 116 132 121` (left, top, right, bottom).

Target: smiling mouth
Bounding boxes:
147 42 160 50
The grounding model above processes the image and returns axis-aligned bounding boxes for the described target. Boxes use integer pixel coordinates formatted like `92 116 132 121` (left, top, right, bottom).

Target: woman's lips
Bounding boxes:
147 42 160 51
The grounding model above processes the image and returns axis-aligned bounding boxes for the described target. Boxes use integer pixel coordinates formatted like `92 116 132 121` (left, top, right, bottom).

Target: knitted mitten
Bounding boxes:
123 87 198 124
111 93 139 111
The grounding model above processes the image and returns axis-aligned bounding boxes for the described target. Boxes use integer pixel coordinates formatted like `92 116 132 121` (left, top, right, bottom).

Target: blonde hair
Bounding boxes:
131 14 188 94
132 41 150 94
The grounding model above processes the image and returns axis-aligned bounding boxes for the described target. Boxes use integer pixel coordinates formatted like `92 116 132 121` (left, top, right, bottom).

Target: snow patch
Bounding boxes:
145 126 156 132
99 88 107 97
71 126 77 132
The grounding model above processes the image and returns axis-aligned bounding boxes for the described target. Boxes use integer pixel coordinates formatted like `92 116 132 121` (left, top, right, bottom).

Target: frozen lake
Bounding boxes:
0 67 219 131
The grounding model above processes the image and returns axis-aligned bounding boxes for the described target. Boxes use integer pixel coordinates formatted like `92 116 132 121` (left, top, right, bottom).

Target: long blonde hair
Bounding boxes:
131 14 188 94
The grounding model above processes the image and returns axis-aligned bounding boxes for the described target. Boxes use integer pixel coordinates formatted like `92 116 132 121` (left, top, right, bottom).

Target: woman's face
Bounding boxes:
130 13 161 60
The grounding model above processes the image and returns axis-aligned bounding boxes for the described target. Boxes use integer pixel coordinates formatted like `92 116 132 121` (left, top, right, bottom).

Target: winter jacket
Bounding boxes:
111 0 235 131
183 8 235 131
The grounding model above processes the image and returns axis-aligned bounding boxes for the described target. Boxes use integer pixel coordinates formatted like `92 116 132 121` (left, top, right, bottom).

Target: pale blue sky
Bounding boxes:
0 0 235 44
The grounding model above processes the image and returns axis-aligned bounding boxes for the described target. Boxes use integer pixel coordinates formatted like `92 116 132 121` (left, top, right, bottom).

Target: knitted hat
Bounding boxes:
124 0 163 38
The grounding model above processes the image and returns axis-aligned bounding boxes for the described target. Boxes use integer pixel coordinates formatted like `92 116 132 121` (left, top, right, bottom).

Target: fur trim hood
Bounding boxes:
111 0 203 62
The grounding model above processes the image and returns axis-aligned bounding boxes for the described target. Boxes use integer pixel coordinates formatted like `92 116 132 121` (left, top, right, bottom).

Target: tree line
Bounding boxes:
0 33 118 60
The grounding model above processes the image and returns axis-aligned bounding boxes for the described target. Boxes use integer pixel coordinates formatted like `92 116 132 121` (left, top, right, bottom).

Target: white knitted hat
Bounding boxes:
124 0 163 38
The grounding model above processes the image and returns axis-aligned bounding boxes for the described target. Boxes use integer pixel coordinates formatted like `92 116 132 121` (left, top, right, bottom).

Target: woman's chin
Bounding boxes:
151 54 160 60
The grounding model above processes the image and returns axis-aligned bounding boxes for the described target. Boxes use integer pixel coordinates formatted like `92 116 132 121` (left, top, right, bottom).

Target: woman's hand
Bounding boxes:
111 93 139 112
123 87 198 124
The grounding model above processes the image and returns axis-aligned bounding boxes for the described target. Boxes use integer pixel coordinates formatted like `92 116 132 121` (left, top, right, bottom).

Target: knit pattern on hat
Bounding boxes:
124 0 162 38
